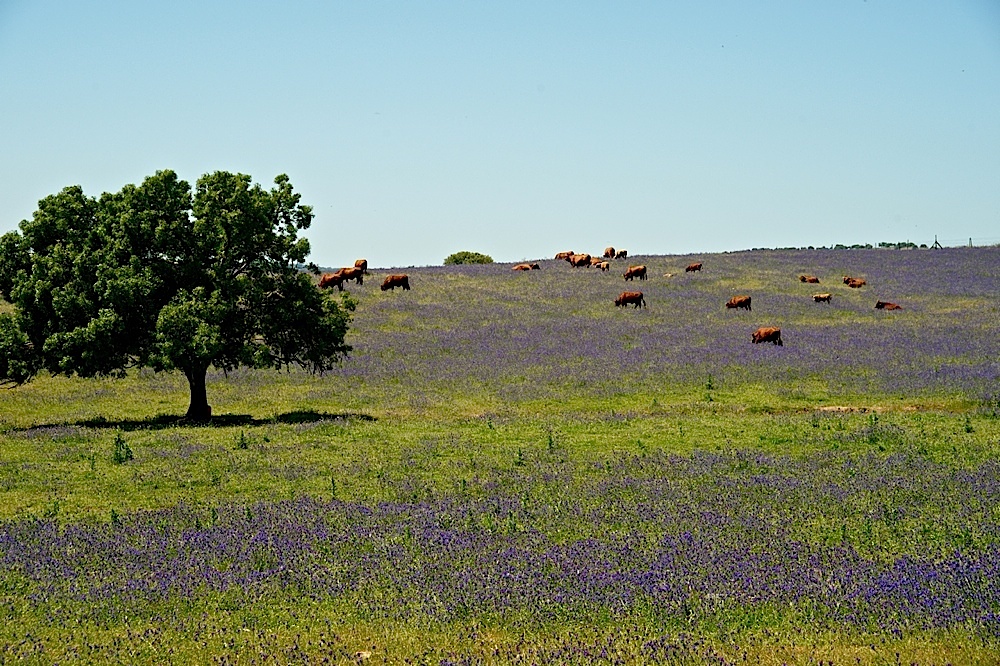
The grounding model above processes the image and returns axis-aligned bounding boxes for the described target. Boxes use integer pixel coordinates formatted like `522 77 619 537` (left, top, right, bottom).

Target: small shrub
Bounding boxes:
444 251 493 265
111 433 133 464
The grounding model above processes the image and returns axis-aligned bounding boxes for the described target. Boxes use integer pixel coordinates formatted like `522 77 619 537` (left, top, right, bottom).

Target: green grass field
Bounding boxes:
1 247 999 664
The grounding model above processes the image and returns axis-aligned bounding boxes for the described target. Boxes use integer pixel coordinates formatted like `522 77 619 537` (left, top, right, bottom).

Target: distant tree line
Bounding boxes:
750 241 932 252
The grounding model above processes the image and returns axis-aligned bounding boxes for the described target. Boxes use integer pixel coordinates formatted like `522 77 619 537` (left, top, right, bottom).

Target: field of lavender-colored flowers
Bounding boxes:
1 247 999 664
320 246 1000 407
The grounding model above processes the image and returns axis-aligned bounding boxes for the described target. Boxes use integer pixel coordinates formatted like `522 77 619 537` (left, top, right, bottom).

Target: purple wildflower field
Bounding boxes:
1 247 999 663
320 247 1000 404
2 447 999 661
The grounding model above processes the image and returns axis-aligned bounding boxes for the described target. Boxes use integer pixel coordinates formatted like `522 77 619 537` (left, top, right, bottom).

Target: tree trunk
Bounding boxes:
184 365 212 421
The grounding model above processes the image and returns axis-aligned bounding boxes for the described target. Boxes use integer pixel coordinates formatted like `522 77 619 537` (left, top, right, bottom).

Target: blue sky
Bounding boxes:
1 2 998 268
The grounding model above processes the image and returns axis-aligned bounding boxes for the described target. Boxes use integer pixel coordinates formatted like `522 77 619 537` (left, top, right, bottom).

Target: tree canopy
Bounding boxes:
444 251 493 265
0 170 352 420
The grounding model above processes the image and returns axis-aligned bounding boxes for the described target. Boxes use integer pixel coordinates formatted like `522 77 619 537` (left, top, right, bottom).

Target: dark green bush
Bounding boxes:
444 251 493 265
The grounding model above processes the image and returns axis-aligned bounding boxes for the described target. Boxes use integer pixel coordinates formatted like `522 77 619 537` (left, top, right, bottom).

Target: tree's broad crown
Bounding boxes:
0 170 352 419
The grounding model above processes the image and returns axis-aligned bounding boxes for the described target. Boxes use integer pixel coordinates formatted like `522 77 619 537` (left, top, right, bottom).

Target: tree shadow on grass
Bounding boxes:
16 409 376 433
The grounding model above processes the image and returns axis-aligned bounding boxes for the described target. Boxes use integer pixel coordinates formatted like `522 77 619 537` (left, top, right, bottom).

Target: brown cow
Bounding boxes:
569 253 592 267
555 251 574 261
726 295 752 311
799 275 820 283
846 278 866 289
875 300 902 310
751 326 783 346
615 249 628 259
686 262 703 273
594 261 610 272
623 265 647 281
318 271 345 290
337 266 365 284
603 246 616 259
589 256 606 267
813 293 832 303
512 263 540 271
615 291 646 308
354 258 369 274
380 274 410 291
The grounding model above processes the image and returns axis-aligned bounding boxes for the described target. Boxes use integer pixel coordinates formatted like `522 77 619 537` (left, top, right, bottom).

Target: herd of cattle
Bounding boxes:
317 247 903 347
318 260 410 292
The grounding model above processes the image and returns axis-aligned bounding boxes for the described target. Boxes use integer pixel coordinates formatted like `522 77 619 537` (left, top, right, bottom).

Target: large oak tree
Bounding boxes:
0 170 352 420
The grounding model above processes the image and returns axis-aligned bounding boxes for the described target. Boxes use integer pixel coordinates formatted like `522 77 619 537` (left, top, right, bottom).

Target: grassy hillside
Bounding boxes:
1 247 998 664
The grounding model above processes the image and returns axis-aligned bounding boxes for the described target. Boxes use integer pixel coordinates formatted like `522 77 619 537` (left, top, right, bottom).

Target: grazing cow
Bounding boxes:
594 261 610 272
589 256 606 267
846 278 866 289
751 326 783 346
615 249 628 259
726 295 752 311
380 274 410 291
555 251 574 261
318 271 345 290
686 262 703 273
512 263 540 271
799 275 820 283
615 291 646 308
354 258 369 274
623 265 647 281
569 253 592 267
813 293 832 303
603 246 616 259
339 266 364 286
875 300 902 310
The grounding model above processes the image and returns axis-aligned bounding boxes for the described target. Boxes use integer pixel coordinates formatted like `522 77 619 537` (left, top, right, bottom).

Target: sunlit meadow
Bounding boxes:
1 247 999 664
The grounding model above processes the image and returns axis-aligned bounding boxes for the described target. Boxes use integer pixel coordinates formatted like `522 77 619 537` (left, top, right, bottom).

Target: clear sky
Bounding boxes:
1 2 998 268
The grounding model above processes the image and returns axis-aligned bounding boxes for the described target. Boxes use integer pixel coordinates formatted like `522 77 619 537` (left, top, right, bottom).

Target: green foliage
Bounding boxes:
0 170 352 420
111 432 133 464
443 250 493 265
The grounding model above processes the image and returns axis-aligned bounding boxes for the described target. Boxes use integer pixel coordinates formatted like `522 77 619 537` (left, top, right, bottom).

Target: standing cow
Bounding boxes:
686 262 703 273
318 271 345 290
623 265 647 281
339 266 364 286
615 291 646 308
751 327 783 346
726 295 752 311
380 274 410 291
603 246 616 259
